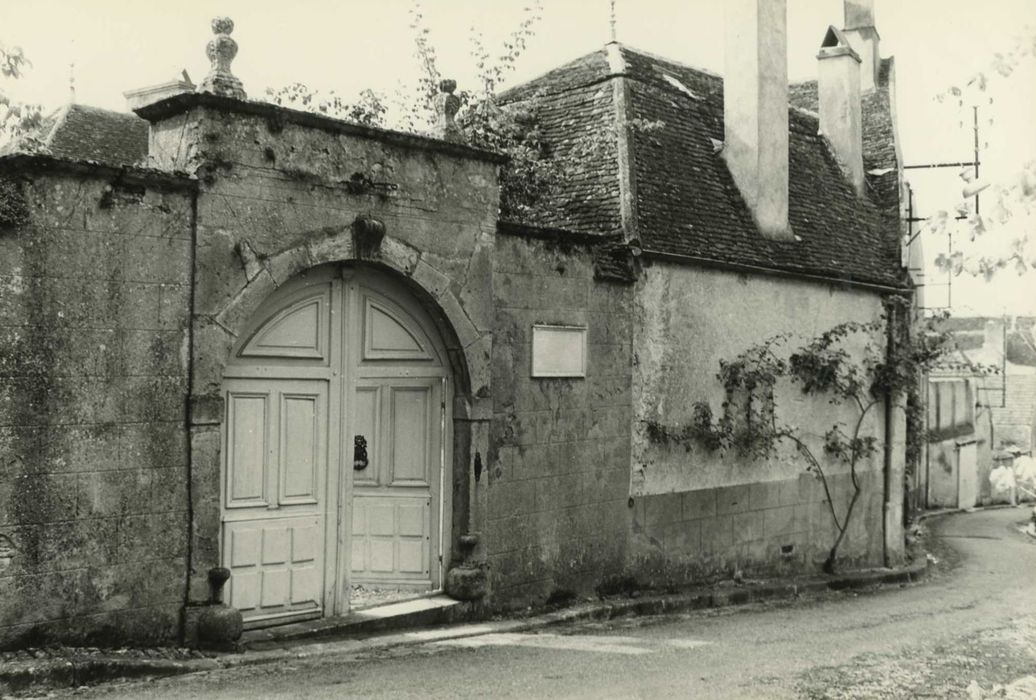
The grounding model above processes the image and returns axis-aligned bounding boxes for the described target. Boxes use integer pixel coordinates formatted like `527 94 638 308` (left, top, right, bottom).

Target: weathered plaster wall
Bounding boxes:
630 261 897 579
924 378 980 509
974 409 995 504
139 100 501 603
0 169 194 648
487 234 634 607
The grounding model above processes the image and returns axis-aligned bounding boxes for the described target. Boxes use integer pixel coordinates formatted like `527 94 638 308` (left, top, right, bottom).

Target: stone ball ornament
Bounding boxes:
198 16 247 100
211 16 235 35
433 78 465 143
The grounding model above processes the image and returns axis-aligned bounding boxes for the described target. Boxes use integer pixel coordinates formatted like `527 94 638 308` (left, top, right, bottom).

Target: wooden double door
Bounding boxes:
220 266 450 626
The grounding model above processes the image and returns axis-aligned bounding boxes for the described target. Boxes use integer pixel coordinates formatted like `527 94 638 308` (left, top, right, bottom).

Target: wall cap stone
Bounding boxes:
133 93 508 165
497 219 623 246
0 153 197 191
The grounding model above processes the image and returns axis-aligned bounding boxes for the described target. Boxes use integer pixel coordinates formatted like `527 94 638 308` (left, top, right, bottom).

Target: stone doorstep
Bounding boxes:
0 560 928 696
238 595 481 651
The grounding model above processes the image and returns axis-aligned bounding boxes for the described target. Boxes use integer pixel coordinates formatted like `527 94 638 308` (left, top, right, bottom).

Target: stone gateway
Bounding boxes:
0 1 916 649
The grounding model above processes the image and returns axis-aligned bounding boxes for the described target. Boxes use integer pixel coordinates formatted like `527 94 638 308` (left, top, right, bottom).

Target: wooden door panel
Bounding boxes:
225 392 270 508
362 296 434 361
225 517 322 619
352 386 380 488
396 501 429 574
238 287 331 362
222 378 328 623
351 375 440 586
279 394 320 504
350 495 431 580
389 386 431 486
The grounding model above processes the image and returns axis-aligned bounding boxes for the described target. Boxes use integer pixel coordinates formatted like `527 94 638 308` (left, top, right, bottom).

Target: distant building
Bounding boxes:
917 316 1036 509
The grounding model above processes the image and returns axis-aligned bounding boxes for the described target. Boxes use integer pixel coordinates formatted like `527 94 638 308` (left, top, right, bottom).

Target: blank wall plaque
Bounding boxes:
531 324 587 378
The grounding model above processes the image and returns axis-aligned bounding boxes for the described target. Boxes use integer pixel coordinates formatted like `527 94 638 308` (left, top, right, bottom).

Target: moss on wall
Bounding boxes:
0 172 194 649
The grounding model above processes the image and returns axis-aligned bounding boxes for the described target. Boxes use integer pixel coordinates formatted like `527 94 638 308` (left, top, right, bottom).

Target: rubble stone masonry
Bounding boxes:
487 234 635 606
0 164 195 648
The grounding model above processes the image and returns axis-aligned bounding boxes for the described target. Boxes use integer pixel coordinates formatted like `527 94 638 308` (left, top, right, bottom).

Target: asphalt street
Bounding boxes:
54 507 1036 699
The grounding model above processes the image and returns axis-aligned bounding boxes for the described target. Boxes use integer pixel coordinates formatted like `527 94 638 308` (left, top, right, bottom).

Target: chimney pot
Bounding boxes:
842 0 881 91
124 74 195 111
844 0 876 30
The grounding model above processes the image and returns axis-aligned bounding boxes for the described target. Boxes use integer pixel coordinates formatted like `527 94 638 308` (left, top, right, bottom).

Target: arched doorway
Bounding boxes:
219 264 453 626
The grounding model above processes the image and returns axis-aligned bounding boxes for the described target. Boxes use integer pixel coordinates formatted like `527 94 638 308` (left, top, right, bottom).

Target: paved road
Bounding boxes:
59 508 1036 699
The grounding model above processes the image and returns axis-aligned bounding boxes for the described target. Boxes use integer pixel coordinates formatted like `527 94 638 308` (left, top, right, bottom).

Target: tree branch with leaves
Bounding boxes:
261 1 562 220
924 29 1036 281
0 42 42 142
647 299 949 573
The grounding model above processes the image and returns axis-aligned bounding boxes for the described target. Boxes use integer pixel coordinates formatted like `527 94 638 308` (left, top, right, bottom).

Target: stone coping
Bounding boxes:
496 219 624 245
133 92 509 165
0 152 197 191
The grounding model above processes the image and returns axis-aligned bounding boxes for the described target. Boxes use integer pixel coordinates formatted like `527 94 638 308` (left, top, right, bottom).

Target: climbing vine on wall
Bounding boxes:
0 176 29 230
646 297 949 573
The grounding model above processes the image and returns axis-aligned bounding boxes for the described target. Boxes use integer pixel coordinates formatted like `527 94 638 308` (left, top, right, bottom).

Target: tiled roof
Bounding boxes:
47 104 148 166
791 58 902 240
2 103 148 167
501 44 906 288
991 374 1036 450
498 51 623 234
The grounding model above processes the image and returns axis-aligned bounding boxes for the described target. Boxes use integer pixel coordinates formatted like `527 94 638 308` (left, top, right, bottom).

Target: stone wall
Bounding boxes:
487 234 634 607
630 261 902 581
0 163 195 648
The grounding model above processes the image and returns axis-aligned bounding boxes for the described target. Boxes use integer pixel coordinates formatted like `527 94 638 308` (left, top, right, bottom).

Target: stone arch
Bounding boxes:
203 231 488 403
185 230 490 612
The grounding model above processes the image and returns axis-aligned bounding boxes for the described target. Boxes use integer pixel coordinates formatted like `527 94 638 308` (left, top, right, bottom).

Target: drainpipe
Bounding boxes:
882 301 897 568
923 374 931 509
180 184 199 645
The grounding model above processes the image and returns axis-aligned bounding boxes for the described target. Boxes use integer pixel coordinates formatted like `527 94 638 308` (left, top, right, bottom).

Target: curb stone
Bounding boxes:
0 656 220 696
915 503 1029 523
0 558 928 696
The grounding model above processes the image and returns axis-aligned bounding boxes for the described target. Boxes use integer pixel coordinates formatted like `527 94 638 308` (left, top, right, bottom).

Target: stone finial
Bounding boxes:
433 79 465 143
198 17 247 100
207 566 231 604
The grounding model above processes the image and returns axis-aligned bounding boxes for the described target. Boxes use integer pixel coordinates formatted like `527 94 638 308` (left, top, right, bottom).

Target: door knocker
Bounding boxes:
353 435 369 470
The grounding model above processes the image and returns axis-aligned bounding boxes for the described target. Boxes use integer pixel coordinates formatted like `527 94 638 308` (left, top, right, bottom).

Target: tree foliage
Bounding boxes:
0 42 42 141
926 30 1036 280
262 1 561 221
265 83 389 127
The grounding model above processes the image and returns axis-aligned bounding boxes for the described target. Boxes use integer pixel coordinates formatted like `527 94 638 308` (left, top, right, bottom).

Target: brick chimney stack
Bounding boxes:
723 0 792 240
817 26 864 195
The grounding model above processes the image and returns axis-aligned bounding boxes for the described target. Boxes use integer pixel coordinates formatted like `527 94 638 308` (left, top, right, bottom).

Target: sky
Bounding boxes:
2 0 1035 316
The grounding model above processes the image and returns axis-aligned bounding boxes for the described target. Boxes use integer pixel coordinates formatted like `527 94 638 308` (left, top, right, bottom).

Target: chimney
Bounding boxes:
983 319 1005 363
817 26 864 195
123 72 195 112
723 0 792 240
842 0 880 92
